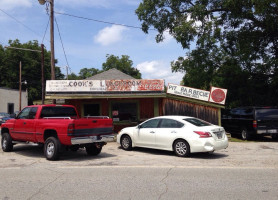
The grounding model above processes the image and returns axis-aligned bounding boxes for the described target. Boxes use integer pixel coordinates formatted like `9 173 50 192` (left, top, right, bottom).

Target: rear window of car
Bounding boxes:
183 118 211 127
41 106 77 118
255 109 278 119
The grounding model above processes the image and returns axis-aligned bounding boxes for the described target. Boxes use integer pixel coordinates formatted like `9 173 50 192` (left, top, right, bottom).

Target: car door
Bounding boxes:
12 107 38 141
135 119 160 148
155 119 184 149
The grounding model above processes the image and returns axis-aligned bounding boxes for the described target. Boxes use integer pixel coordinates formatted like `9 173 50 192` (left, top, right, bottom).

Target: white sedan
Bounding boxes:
117 116 228 157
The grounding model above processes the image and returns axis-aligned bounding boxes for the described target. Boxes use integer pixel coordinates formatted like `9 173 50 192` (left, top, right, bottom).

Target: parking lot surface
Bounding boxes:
0 140 278 169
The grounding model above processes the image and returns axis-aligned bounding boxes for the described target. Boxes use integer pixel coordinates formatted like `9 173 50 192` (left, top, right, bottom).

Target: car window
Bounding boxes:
40 106 77 118
17 107 32 119
183 118 211 127
29 107 38 119
140 119 160 128
159 119 184 128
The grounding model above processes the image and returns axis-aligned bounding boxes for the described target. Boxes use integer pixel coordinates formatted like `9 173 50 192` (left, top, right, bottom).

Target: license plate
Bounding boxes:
267 129 277 133
216 132 223 139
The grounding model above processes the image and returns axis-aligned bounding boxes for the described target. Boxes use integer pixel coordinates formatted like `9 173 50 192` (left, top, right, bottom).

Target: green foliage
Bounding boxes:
78 68 101 79
136 0 278 107
102 54 142 79
0 39 64 104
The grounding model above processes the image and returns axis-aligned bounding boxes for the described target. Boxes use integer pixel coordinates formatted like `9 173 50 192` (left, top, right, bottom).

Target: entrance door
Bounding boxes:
84 104 100 116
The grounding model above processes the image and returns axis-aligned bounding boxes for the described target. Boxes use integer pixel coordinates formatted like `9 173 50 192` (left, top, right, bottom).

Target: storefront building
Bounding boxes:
45 69 226 132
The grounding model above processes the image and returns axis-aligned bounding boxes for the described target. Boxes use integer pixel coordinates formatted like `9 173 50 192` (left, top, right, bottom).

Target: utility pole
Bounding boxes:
19 61 22 111
50 0 56 104
41 44 45 104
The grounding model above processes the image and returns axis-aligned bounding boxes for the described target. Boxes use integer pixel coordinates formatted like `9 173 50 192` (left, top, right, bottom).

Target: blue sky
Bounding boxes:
0 0 187 85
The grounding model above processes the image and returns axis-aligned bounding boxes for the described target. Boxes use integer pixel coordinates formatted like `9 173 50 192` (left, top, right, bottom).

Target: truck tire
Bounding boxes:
86 144 102 156
44 137 61 160
241 129 251 140
1 133 13 152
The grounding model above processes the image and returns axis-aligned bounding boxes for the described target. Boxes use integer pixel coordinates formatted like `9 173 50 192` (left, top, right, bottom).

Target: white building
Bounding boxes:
0 87 28 114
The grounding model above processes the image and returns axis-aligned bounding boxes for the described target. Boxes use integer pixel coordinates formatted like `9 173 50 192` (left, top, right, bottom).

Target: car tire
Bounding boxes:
1 133 13 152
173 139 190 157
86 144 102 156
44 137 61 161
120 135 132 151
241 129 251 140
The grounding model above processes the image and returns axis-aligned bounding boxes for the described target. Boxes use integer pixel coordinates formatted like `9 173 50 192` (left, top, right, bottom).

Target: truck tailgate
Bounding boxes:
69 118 113 137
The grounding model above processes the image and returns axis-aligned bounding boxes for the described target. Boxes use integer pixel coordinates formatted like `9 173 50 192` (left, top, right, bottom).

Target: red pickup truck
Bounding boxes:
1 104 114 160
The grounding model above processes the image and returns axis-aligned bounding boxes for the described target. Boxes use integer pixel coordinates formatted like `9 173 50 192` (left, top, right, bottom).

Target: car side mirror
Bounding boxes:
137 125 141 129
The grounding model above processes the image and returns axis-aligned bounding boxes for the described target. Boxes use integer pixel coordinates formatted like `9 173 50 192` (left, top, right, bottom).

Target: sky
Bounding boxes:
0 0 187 85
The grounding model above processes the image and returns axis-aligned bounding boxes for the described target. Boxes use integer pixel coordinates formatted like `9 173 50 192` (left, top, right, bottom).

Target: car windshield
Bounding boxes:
183 118 211 127
255 108 278 119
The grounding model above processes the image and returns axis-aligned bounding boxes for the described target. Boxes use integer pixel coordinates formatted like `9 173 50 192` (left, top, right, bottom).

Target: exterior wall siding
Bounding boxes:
0 88 28 113
162 98 219 125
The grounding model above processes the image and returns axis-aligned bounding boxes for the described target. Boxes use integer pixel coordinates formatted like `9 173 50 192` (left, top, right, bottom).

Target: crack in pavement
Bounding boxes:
158 168 172 200
26 168 65 200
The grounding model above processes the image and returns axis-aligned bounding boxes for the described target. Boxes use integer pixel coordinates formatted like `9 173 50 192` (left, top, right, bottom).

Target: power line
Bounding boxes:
54 16 71 74
42 17 50 44
0 8 49 42
54 11 155 30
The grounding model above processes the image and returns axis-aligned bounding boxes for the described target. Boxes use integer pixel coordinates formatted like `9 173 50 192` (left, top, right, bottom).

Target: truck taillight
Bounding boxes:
194 131 212 138
68 123 75 135
253 120 257 128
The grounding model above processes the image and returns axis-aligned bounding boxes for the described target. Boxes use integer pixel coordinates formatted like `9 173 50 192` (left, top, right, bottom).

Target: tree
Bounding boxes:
0 39 64 104
136 0 278 107
79 68 101 79
102 54 141 79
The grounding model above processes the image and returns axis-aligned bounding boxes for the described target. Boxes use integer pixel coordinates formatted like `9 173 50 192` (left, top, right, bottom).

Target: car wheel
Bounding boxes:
241 129 251 140
44 137 61 161
173 139 190 157
1 133 13 152
120 135 132 151
86 144 102 156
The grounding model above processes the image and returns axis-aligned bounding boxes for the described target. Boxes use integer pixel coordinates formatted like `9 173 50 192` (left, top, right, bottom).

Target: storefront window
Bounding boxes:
112 102 137 122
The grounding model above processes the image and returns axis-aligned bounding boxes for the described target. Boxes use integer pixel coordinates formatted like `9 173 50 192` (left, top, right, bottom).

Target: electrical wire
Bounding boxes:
42 17 50 44
0 8 49 42
54 11 155 30
54 16 71 73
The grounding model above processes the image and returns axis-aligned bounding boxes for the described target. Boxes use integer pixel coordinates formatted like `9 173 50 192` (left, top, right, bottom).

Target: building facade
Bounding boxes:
0 87 28 114
45 69 225 132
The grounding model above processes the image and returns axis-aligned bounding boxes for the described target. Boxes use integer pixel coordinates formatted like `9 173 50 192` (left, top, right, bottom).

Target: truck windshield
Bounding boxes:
41 107 77 118
255 109 278 119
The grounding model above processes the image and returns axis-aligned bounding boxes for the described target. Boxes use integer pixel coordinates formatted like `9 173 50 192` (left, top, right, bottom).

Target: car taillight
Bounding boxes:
194 131 212 138
253 120 257 128
68 123 75 135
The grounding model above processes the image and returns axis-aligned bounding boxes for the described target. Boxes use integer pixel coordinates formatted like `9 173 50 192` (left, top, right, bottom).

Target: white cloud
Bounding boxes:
136 60 184 85
0 0 32 10
94 25 128 46
56 0 141 8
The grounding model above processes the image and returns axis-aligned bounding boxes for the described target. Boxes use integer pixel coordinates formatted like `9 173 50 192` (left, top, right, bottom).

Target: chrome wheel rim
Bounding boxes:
122 137 130 149
46 142 55 157
242 130 246 140
2 138 7 149
175 141 187 155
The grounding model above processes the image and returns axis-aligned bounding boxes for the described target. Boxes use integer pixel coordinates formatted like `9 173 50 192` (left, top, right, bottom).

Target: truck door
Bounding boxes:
12 107 38 141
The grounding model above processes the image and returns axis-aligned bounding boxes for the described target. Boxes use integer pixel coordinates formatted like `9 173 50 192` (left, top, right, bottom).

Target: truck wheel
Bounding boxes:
120 135 132 151
86 144 102 156
1 133 13 152
44 137 61 160
241 129 251 140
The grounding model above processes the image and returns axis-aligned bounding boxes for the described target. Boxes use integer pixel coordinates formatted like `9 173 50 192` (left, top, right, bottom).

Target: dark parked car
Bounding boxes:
221 107 278 140
0 113 11 126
